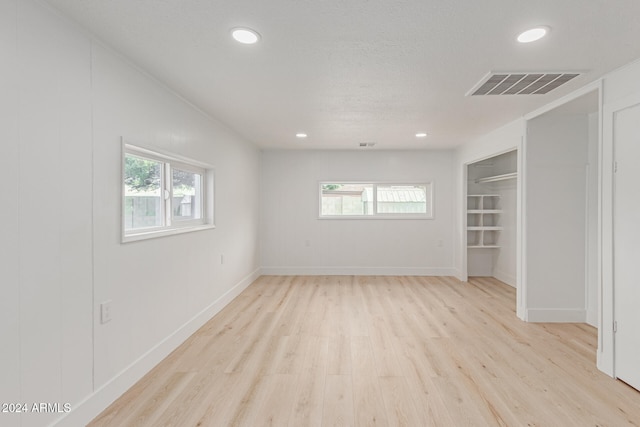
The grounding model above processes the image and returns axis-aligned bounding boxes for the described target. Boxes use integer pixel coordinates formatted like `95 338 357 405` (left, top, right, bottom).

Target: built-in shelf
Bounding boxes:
475 172 517 184
467 195 502 248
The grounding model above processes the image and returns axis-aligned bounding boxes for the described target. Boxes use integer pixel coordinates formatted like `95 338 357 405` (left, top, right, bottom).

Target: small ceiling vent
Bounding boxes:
359 142 376 148
467 72 582 96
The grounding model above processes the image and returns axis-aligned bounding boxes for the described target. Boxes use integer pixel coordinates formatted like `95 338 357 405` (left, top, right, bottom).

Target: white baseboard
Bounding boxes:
493 269 516 288
526 308 586 323
260 266 458 277
51 268 261 427
585 310 598 328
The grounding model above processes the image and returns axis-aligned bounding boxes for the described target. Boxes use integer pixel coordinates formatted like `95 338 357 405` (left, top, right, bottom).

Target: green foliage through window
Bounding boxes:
322 184 343 191
125 155 160 192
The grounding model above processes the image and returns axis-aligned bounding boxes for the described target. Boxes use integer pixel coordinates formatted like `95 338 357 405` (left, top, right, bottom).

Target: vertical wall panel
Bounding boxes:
526 113 589 317
56 20 94 406
18 3 64 425
0 2 22 427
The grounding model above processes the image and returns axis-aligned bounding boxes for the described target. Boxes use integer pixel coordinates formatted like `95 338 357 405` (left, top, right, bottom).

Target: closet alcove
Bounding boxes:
466 150 518 287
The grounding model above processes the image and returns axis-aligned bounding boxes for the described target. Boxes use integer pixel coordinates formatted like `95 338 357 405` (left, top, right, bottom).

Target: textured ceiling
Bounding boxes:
43 0 640 149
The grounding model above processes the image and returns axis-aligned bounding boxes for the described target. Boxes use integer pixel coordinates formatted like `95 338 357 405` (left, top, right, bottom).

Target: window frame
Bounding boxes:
169 160 205 224
318 181 434 220
122 142 214 243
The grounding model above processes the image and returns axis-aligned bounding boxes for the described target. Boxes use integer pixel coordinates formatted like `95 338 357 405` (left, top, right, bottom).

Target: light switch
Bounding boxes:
101 300 112 324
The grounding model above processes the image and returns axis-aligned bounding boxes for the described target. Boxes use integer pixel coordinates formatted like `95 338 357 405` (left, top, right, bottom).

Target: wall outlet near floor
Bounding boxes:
100 300 112 324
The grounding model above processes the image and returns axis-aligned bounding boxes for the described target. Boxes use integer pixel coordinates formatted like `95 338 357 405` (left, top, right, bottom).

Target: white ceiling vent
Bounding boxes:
467 72 582 96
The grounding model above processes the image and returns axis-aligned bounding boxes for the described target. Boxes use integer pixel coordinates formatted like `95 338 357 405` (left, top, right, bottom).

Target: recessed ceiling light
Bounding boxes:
517 26 550 43
231 27 261 44
415 132 428 138
296 133 308 138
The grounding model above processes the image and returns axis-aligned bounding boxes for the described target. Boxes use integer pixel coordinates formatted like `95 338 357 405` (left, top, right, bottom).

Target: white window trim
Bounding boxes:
318 181 434 220
170 160 206 227
122 141 215 243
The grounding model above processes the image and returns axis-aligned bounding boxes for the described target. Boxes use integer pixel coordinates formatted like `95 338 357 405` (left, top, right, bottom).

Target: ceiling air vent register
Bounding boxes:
467 72 582 96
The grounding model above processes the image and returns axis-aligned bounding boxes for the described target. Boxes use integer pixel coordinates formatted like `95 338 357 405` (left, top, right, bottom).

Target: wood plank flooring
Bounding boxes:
89 276 640 426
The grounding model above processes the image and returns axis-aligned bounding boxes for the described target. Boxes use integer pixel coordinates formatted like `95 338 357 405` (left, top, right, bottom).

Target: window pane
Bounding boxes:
172 168 202 220
376 185 427 214
124 154 163 230
321 184 374 216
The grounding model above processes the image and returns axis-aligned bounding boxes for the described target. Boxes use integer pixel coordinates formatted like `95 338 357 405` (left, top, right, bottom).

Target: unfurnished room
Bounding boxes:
2 0 640 426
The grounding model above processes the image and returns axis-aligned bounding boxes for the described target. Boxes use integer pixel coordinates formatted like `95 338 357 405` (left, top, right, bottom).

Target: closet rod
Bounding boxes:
475 172 517 184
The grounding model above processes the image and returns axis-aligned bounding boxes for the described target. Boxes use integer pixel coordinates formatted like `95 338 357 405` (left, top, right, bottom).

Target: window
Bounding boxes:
319 182 433 219
122 143 214 242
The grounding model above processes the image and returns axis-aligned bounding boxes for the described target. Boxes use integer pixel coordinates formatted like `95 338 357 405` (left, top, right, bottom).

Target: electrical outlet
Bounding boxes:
100 300 112 324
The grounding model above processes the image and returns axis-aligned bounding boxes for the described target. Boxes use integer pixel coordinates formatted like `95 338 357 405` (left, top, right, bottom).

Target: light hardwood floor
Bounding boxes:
89 276 640 426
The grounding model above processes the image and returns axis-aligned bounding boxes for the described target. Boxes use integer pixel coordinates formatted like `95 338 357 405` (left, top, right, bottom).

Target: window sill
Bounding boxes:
122 223 215 243
318 215 433 220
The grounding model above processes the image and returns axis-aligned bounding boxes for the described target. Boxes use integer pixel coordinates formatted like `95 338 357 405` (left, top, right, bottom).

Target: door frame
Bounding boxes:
602 91 640 378
461 144 525 320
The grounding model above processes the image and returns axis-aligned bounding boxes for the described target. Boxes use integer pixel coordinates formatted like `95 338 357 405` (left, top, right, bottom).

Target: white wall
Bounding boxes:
1 2 93 427
260 150 455 275
91 40 261 391
525 113 589 322
456 120 525 166
0 0 20 423
0 1 260 426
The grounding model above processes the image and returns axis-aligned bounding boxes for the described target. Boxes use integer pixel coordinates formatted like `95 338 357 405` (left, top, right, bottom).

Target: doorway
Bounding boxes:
524 90 599 324
466 150 518 285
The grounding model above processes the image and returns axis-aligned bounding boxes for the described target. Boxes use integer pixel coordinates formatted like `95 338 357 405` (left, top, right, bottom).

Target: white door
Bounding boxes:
614 102 640 390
